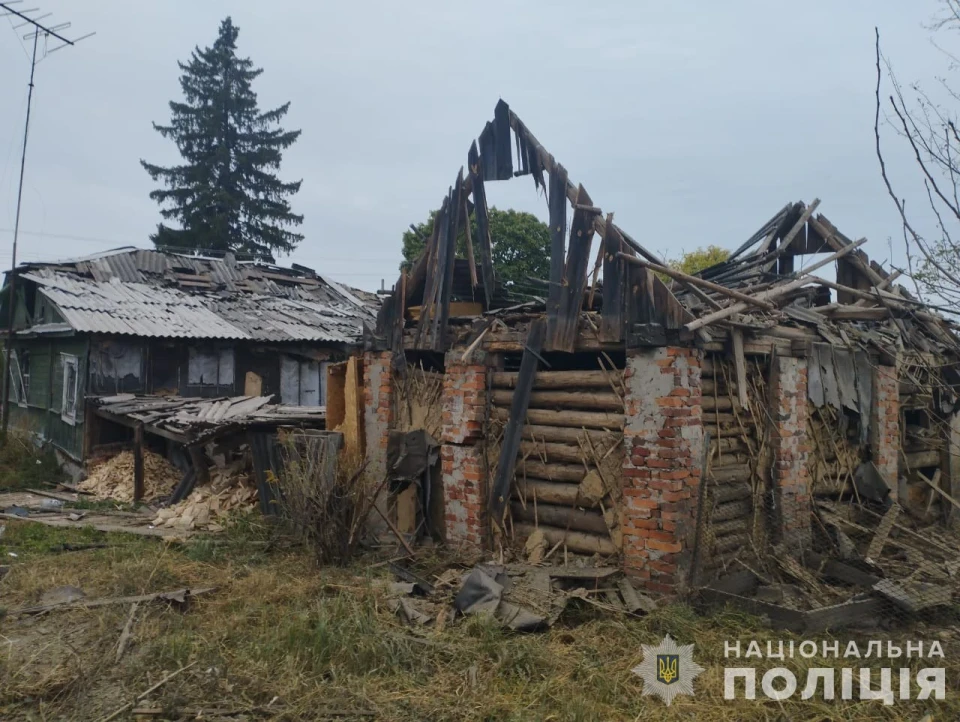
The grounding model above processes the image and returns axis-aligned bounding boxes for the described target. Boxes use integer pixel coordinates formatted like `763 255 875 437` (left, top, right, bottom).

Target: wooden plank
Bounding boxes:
698 587 807 632
600 211 623 342
462 193 478 288
803 597 886 632
686 239 868 332
133 422 144 503
586 212 610 309
548 187 596 352
396 485 417 535
11 587 216 616
547 164 568 334
433 171 464 350
800 551 881 588
468 141 495 308
619 254 776 311
761 198 820 272
413 196 444 348
493 99 513 180
490 320 545 521
731 329 749 408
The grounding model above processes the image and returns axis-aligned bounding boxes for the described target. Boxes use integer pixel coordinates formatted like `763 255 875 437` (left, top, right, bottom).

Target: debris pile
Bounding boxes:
152 460 258 531
384 560 656 633
80 450 181 502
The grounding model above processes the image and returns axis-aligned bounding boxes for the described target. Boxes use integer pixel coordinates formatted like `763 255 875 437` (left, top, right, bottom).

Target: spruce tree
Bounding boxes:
141 17 303 261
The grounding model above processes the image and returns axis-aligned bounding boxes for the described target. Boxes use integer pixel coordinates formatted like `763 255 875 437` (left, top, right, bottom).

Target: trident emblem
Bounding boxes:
656 654 679 685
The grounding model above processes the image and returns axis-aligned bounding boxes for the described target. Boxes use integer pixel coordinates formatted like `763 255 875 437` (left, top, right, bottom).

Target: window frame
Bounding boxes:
187 347 235 387
61 353 79 425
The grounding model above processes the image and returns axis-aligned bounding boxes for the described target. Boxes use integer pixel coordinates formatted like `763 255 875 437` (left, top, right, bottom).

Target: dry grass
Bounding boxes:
1 518 959 721
0 431 63 491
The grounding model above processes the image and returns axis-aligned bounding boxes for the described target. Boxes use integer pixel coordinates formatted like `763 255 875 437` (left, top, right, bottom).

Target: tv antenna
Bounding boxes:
0 1 94 436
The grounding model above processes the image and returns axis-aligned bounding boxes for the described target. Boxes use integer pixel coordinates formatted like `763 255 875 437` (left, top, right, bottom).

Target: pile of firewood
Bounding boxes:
152 461 257 531
80 450 181 502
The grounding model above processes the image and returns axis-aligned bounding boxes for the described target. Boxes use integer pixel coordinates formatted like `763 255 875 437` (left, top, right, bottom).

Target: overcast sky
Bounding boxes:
0 0 953 291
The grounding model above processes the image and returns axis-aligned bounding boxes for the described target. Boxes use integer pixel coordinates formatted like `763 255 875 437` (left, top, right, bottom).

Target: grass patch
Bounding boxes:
0 432 63 491
0 519 956 721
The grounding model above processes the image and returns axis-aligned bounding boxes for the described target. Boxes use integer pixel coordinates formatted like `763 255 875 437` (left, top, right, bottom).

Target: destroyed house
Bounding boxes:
367 99 960 605
0 248 378 461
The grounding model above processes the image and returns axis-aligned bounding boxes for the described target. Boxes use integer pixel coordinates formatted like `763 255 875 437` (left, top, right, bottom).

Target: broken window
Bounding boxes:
187 347 235 387
61 353 79 425
90 343 143 393
280 356 329 406
8 349 27 407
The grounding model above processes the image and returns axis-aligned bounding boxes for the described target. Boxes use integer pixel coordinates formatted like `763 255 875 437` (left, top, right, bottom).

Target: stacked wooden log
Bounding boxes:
698 355 764 574
899 361 947 516
490 368 624 556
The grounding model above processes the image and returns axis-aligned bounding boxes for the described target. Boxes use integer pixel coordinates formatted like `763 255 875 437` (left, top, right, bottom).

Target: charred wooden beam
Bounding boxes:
547 163 568 330
468 141 495 308
548 186 596 352
491 320 545 522
600 211 624 342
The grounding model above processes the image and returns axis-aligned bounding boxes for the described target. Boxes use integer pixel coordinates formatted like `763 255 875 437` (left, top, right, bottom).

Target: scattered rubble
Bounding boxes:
152 479 258 532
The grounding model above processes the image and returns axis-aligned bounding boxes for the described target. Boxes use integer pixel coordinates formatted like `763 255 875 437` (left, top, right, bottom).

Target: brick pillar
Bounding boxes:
770 355 811 550
871 363 900 502
622 347 703 595
362 351 393 485
439 354 487 546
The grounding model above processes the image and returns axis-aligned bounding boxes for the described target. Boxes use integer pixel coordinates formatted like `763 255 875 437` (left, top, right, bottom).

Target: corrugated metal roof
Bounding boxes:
16 248 378 343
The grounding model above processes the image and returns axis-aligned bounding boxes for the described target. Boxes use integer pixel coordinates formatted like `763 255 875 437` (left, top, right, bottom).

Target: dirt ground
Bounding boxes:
0 516 958 721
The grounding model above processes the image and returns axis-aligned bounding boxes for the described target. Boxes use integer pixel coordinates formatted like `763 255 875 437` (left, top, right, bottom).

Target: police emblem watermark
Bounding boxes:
632 634 704 706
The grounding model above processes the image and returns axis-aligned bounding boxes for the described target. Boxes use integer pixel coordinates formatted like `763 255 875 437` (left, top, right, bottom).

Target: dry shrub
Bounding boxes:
277 429 377 565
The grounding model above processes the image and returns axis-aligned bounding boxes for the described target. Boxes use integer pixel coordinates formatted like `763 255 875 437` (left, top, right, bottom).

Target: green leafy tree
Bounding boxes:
671 245 729 276
401 208 551 287
141 18 303 261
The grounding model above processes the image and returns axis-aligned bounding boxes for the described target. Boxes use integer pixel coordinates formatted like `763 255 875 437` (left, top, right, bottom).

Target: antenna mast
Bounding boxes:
0 1 94 437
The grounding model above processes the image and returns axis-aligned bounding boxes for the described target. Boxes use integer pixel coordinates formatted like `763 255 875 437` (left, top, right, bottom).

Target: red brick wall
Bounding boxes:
440 355 487 545
769 356 811 549
872 364 900 502
440 444 486 546
622 347 703 595
441 360 486 445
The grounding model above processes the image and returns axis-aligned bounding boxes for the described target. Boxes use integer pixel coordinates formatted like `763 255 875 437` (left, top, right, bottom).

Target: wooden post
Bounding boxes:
133 422 144 503
731 328 749 408
490 320 545 521
945 411 960 527
188 445 210 487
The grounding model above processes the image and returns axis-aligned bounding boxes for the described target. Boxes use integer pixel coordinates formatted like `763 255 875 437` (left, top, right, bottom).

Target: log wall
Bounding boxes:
695 354 768 580
488 364 625 556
